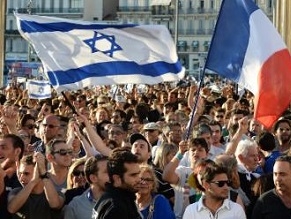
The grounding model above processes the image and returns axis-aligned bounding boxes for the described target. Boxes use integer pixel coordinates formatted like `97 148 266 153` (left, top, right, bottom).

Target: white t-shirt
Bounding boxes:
183 196 246 219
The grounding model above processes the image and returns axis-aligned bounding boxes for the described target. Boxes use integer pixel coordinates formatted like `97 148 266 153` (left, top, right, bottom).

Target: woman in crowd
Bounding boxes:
136 164 175 219
65 157 88 205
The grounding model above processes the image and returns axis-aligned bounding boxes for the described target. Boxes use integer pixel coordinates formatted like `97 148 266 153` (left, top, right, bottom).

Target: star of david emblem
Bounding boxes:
38 87 44 94
83 31 122 57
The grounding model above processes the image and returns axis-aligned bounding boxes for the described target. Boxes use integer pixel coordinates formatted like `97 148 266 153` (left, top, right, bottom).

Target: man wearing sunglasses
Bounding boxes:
33 114 61 154
183 165 246 219
46 139 73 193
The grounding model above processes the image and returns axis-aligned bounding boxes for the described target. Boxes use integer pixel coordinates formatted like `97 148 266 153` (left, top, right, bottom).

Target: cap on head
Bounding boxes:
129 133 151 151
143 122 160 131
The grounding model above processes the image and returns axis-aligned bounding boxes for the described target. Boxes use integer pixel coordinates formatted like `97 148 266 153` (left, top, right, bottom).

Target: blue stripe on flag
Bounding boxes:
29 81 51 86
47 60 182 86
20 20 136 33
205 0 258 82
29 93 51 99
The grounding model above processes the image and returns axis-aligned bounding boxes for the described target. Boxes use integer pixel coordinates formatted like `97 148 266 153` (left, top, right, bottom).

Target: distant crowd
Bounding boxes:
1 76 291 219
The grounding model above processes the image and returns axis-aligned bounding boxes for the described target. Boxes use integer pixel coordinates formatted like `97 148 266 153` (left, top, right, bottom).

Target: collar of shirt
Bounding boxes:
197 196 231 212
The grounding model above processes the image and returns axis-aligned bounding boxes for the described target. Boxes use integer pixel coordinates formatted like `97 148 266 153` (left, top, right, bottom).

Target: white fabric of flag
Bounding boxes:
15 13 184 93
27 80 52 99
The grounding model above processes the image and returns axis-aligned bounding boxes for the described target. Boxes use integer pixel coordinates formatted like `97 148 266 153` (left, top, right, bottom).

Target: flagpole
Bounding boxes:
174 0 179 46
0 0 6 87
184 0 227 140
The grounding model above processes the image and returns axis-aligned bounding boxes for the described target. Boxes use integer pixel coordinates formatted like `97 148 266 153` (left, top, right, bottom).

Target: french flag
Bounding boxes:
205 0 291 129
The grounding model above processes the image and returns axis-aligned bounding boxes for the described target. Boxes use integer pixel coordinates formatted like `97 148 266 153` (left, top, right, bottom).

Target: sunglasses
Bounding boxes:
25 124 36 129
52 149 73 156
98 102 106 105
210 180 231 187
215 115 224 118
72 170 85 177
43 124 59 129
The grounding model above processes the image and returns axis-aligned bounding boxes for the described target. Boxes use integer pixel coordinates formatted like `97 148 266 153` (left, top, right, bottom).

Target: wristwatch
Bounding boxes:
40 172 50 179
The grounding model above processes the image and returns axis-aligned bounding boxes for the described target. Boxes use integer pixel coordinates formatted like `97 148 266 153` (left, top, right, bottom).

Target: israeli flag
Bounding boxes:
15 13 185 93
27 80 52 99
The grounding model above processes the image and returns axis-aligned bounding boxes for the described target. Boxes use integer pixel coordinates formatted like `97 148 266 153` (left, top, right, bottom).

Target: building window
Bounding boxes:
192 41 199 51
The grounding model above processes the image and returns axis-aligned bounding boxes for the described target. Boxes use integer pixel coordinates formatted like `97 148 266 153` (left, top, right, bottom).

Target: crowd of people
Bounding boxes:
1 76 291 219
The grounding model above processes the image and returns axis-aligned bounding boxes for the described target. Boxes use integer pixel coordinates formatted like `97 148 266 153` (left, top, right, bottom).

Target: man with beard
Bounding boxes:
183 165 246 219
252 156 291 218
93 148 142 219
273 119 291 154
65 155 108 219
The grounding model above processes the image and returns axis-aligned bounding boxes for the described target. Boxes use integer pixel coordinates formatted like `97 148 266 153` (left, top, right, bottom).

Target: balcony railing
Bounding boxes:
8 8 84 14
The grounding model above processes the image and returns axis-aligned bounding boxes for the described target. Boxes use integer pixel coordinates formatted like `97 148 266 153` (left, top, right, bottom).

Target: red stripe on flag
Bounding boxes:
254 49 291 129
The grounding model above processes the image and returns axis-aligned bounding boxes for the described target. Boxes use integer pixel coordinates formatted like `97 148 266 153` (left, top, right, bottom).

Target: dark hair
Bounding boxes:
20 154 35 166
189 137 209 153
197 123 212 136
276 155 291 164
257 131 276 151
20 114 36 127
3 134 25 160
193 159 216 191
107 148 139 183
201 164 228 183
46 139 66 155
84 155 108 184
273 119 291 132
252 174 274 197
208 120 222 131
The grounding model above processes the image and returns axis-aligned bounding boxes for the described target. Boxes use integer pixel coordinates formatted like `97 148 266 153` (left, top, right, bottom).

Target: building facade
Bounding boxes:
4 0 274 78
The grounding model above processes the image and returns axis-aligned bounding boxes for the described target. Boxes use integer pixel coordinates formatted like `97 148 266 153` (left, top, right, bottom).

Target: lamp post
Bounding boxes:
0 0 7 87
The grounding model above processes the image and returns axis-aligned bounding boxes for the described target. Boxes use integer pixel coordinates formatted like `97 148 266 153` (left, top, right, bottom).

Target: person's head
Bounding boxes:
111 109 126 125
215 154 240 189
214 108 225 126
107 148 140 193
249 118 263 135
201 165 230 200
192 159 216 192
273 156 291 195
17 154 36 187
153 142 178 170
230 109 247 125
17 130 32 156
107 124 127 147
0 134 25 164
257 131 276 152
130 133 151 164
188 137 209 166
143 122 161 145
84 155 109 191
208 120 223 146
163 122 182 145
46 139 73 168
273 119 291 145
42 114 61 142
252 173 274 197
137 164 159 195
95 107 109 124
195 123 213 147
75 94 87 108
235 139 259 172
67 157 87 189
19 114 36 136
